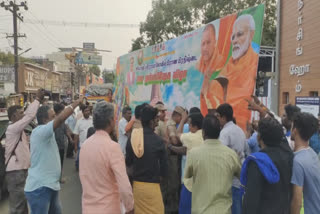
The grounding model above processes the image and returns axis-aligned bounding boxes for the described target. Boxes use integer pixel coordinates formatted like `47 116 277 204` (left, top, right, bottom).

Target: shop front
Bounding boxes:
18 63 59 102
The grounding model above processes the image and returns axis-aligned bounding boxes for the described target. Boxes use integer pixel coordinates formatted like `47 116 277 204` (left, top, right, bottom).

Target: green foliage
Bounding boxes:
102 69 115 83
0 51 15 65
131 0 276 51
131 0 196 51
0 51 36 65
131 36 146 53
89 65 101 76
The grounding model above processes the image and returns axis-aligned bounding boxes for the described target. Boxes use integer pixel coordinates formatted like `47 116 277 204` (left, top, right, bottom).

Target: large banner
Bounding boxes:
114 5 265 130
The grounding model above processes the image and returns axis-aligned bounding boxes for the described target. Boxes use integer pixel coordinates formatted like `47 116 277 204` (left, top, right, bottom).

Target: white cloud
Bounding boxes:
166 86 199 112
184 91 200 110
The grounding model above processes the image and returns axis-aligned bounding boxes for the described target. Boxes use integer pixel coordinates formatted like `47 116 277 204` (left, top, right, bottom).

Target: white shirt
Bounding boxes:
118 118 129 155
74 117 93 147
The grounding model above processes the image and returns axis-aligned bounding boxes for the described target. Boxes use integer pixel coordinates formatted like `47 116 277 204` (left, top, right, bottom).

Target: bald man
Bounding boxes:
206 14 259 131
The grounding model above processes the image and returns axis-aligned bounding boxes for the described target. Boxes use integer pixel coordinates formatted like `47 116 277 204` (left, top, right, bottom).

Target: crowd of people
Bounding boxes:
3 88 320 214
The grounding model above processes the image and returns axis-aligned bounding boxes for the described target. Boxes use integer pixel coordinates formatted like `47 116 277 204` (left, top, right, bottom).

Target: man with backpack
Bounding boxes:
4 89 44 214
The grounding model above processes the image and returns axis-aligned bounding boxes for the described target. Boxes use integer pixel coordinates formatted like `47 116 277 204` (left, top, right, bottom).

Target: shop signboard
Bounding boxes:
295 96 320 117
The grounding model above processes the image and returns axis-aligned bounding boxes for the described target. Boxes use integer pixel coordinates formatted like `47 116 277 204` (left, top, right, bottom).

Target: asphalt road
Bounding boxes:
0 156 82 214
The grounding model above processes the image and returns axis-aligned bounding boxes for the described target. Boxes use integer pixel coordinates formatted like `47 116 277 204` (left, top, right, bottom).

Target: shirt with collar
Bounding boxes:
74 116 93 147
184 139 241 214
155 120 167 138
25 121 61 192
126 127 168 183
180 129 204 191
80 130 134 213
118 117 129 155
219 121 248 162
65 114 77 133
5 99 40 172
219 121 248 188
166 119 178 138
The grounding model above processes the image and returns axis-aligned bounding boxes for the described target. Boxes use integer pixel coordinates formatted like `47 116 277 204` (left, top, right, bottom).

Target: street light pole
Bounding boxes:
273 0 281 115
13 2 19 93
18 47 32 56
1 0 28 93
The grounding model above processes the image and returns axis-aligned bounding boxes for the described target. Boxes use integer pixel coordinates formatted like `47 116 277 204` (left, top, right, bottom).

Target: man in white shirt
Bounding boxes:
118 107 132 156
65 111 77 158
74 105 93 171
216 103 248 214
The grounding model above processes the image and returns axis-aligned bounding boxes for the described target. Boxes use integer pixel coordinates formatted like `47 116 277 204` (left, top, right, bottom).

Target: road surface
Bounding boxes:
0 157 82 214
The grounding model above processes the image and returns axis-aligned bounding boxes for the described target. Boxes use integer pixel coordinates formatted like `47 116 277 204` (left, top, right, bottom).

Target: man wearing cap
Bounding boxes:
155 102 168 140
162 106 185 214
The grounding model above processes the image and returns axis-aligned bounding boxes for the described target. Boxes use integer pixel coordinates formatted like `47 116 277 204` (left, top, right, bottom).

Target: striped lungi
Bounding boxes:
133 181 164 214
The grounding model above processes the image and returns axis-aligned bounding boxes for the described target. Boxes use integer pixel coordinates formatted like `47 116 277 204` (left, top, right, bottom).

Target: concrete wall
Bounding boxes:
279 0 320 115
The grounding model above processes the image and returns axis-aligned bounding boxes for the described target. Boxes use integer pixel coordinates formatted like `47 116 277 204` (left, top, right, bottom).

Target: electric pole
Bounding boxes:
1 0 28 93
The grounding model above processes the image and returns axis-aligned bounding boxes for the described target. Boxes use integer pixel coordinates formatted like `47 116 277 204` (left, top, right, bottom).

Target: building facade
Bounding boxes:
279 0 320 115
0 66 15 96
46 49 74 98
18 63 61 102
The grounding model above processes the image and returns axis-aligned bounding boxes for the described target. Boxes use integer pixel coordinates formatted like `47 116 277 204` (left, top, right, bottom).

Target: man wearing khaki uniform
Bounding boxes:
161 106 185 214
155 103 168 139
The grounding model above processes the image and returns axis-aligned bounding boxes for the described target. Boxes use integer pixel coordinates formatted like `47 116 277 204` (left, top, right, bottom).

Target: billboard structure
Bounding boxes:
83 42 95 50
0 66 15 82
114 5 265 130
75 52 102 65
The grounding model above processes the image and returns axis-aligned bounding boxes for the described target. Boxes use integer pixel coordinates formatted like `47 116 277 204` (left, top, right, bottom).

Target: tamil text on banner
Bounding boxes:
114 5 265 131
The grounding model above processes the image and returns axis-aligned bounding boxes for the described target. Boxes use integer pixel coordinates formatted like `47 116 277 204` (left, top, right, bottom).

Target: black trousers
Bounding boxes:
59 149 65 170
66 134 74 158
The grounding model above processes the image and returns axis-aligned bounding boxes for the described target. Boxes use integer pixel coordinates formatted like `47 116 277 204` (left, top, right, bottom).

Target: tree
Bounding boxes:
131 36 146 52
0 51 14 65
102 69 115 83
89 65 101 76
131 0 276 51
131 0 196 51
0 51 35 65
191 0 276 46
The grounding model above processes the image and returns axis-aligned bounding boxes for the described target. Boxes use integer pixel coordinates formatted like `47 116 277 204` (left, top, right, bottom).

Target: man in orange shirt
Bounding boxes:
207 14 259 130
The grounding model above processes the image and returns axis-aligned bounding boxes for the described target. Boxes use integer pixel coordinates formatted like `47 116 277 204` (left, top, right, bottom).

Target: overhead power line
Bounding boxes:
22 21 60 49
26 11 67 47
24 19 140 28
